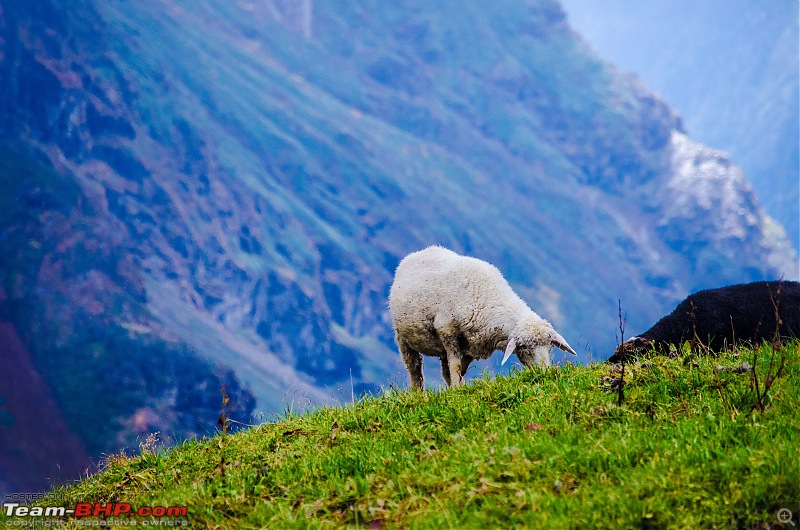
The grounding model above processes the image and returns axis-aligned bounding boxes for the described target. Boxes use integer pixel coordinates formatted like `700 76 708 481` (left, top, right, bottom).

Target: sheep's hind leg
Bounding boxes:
399 340 424 390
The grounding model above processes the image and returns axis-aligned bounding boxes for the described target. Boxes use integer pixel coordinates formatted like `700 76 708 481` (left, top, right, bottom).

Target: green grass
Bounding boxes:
13 343 800 529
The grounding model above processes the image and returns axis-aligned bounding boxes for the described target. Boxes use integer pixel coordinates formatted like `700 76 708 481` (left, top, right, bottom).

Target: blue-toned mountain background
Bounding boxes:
561 0 799 251
0 0 796 493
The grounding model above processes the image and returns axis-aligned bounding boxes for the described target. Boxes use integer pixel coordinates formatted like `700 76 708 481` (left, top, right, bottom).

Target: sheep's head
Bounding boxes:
502 315 576 367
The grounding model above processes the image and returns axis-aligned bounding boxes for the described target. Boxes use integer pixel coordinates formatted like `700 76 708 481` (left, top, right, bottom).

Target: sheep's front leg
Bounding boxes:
439 333 464 387
440 355 452 387
460 354 474 378
398 339 424 390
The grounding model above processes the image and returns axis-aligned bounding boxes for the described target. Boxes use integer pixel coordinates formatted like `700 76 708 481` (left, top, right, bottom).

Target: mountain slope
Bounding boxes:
20 344 800 529
0 0 795 493
560 0 800 249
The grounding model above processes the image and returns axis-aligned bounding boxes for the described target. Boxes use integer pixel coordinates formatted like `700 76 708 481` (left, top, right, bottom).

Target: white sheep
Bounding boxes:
389 246 576 389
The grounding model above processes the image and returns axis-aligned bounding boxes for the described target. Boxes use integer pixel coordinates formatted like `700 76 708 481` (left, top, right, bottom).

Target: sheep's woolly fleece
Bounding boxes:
389 246 575 388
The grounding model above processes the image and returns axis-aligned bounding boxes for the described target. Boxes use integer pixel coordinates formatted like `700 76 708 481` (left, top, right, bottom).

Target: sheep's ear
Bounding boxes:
551 331 576 355
501 337 517 365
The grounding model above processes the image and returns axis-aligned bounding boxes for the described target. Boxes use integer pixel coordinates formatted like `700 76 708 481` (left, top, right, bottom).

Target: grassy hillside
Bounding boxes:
11 343 800 529
4 0 797 492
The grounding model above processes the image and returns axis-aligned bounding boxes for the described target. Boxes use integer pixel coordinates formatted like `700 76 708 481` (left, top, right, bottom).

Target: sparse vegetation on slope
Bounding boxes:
12 343 800 529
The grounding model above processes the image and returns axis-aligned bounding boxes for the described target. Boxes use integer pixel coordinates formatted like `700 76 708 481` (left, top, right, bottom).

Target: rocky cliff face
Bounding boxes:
561 0 799 250
661 133 795 277
0 0 795 493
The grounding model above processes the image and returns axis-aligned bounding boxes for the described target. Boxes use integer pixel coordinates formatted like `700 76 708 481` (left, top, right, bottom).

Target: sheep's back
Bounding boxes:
389 246 524 331
389 247 466 327
644 281 800 349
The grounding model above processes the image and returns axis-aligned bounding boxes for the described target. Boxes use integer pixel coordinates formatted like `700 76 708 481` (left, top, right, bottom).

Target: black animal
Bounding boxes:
609 281 800 363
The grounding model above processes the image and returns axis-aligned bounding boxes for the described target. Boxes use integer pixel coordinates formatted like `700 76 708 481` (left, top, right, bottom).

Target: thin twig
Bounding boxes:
617 300 626 406
749 281 787 413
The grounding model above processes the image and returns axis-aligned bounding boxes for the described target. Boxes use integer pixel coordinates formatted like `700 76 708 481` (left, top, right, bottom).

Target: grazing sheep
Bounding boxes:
608 281 800 363
389 246 576 389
